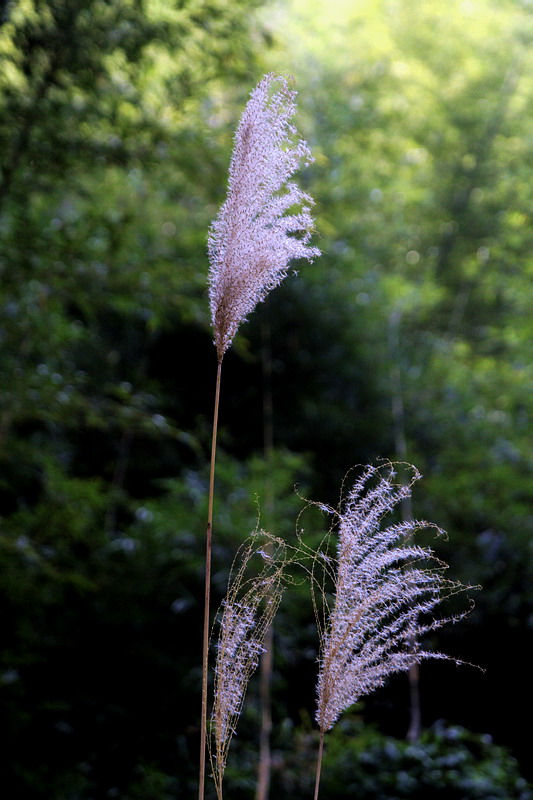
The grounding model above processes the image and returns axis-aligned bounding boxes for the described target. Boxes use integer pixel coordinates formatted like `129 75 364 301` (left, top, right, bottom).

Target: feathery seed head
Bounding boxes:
208 73 320 362
315 463 472 734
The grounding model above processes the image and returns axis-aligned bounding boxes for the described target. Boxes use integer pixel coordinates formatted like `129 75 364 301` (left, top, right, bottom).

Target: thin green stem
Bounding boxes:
199 359 223 800
313 729 325 800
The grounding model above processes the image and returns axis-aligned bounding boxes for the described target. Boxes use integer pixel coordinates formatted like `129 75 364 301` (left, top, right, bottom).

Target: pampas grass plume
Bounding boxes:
312 463 475 799
208 73 320 362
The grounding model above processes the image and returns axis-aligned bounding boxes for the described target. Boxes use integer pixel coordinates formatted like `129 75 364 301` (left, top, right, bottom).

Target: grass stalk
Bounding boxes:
313 730 325 800
199 359 223 800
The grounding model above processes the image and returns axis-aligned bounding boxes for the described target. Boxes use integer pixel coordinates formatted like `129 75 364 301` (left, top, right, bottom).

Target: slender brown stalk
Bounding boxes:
313 730 325 800
199 359 223 800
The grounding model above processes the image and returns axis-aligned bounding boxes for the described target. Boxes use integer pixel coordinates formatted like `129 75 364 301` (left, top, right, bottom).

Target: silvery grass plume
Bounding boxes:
209 533 289 800
311 463 475 800
208 73 320 363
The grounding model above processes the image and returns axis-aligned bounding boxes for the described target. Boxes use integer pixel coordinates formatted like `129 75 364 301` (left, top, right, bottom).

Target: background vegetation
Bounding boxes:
1 0 532 797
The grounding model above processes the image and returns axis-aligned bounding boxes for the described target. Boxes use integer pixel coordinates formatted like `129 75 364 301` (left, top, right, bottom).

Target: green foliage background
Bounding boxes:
1 0 532 797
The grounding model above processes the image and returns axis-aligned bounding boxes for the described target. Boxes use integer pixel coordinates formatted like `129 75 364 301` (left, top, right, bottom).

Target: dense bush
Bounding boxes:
268 718 533 800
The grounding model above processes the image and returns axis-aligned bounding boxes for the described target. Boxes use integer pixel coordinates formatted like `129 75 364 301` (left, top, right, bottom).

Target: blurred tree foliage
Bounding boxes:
1 0 533 797
276 717 533 800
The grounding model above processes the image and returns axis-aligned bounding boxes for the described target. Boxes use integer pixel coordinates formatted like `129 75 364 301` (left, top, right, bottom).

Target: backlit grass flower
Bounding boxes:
208 73 320 362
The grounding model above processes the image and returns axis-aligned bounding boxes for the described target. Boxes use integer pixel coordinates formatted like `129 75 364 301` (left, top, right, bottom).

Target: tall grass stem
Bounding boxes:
199 359 223 800
313 730 325 800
